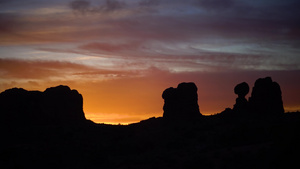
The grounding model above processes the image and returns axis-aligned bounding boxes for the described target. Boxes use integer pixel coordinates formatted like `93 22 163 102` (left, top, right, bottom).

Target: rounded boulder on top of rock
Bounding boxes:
234 82 249 98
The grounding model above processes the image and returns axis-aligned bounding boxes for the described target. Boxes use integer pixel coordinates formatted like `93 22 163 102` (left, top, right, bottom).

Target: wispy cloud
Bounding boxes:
69 0 125 15
0 58 90 79
0 58 143 80
194 0 235 10
139 0 160 7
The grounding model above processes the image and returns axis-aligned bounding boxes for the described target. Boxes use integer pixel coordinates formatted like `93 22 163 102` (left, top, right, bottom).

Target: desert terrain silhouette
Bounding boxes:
0 77 299 169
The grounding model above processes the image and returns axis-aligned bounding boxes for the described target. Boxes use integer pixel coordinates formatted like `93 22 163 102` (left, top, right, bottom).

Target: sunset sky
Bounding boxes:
1 0 299 124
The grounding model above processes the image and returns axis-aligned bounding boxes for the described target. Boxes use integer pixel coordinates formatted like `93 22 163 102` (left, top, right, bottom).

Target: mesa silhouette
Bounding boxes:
0 85 86 127
0 77 299 169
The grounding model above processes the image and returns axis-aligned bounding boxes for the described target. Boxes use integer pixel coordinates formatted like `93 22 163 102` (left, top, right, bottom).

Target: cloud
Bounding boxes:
36 38 294 73
1 0 299 74
0 0 11 5
139 0 160 6
194 0 234 10
104 0 124 12
2 0 299 46
79 41 141 53
0 13 20 33
0 58 140 80
69 0 125 15
69 0 90 15
0 58 88 79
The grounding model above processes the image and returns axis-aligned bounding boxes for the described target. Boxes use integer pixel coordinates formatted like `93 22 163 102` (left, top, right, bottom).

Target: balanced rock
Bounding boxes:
234 82 249 98
233 82 249 112
162 82 202 121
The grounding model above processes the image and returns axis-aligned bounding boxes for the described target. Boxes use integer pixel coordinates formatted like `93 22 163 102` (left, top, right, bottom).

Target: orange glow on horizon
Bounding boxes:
0 60 299 125
0 79 299 125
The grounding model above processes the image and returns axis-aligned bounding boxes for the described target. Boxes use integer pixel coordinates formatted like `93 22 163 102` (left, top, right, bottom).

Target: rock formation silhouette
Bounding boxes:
0 79 298 169
233 82 249 112
249 77 284 115
43 85 85 124
162 82 202 121
222 77 284 119
0 85 86 127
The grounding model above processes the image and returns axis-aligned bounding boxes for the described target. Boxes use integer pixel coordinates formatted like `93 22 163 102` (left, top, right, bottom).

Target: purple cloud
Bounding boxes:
69 0 125 15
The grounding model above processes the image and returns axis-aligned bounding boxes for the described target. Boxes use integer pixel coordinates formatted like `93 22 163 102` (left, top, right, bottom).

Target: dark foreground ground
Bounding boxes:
1 112 300 169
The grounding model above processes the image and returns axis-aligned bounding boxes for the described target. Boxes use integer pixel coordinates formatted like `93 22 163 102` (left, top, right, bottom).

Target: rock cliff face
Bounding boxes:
162 82 202 121
249 77 284 115
0 85 86 126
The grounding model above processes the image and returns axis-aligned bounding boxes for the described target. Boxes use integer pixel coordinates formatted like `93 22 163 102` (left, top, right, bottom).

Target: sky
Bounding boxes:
0 0 300 124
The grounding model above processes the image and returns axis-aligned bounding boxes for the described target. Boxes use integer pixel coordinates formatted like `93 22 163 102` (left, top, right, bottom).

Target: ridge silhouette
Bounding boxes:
0 77 299 169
